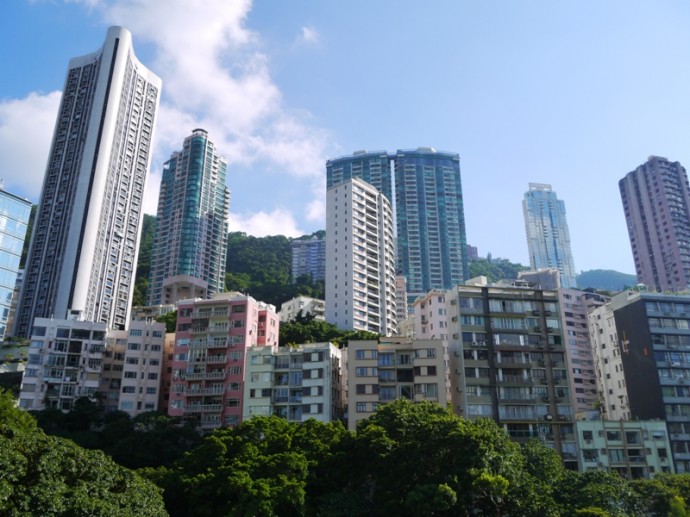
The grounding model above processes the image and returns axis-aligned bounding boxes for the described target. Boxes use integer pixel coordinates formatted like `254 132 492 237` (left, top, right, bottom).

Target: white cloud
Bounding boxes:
0 92 61 199
3 0 333 228
229 208 303 237
299 26 320 45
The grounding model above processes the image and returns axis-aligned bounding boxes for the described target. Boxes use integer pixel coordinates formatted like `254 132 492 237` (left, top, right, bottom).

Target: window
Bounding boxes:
356 402 367 412
130 329 142 336
148 373 158 380
124 371 137 379
127 343 141 351
122 386 136 393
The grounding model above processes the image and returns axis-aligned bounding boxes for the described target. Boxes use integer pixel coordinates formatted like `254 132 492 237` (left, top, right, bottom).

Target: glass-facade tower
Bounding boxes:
326 150 392 204
0 190 31 339
394 148 468 303
15 26 161 337
522 183 577 289
148 129 229 305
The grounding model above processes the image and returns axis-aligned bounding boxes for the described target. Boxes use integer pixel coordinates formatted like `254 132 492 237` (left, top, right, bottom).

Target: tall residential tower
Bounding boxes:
15 26 161 337
620 156 690 292
148 129 229 305
523 183 577 289
325 178 397 335
395 148 468 303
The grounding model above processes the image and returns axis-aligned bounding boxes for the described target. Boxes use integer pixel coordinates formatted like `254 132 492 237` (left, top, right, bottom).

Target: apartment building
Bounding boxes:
279 296 325 323
347 337 449 431
576 420 673 477
243 342 344 423
589 290 690 473
168 292 279 430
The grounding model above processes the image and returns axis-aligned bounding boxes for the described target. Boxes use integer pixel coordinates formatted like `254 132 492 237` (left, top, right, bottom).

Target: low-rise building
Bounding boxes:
279 296 325 323
576 420 673 477
19 318 165 416
347 337 449 431
243 342 344 423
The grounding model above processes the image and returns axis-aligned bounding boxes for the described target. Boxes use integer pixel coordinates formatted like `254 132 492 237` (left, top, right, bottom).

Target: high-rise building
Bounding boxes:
326 150 392 204
413 279 579 469
148 129 229 305
394 148 468 303
291 234 326 282
325 178 397 335
589 290 690 473
620 156 690 292
523 183 577 289
0 190 31 340
15 26 161 337
558 288 609 416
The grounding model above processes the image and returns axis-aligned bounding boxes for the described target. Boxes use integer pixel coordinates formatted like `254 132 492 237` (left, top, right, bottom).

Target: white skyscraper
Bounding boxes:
15 26 161 336
325 178 397 336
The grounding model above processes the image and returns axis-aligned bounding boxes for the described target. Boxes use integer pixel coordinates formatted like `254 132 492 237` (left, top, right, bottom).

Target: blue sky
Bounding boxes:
2 1 690 275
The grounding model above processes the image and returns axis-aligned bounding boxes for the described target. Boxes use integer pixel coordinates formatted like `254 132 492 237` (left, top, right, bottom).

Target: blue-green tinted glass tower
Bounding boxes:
394 148 468 303
148 129 229 305
0 190 31 339
326 150 392 203
522 183 576 288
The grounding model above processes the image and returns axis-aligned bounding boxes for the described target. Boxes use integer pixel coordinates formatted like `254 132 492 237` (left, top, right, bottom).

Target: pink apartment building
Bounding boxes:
168 292 279 430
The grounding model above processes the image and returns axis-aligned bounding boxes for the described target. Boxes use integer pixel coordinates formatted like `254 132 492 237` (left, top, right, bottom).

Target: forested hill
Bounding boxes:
576 269 637 291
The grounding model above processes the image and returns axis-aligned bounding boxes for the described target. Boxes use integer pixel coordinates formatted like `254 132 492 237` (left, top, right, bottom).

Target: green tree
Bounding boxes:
155 310 177 333
0 390 166 516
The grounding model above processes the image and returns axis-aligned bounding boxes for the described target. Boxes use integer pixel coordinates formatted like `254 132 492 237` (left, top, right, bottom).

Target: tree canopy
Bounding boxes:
0 390 167 516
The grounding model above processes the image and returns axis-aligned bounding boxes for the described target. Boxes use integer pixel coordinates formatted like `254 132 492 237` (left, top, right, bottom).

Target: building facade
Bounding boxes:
589 290 690 473
15 26 161 337
414 279 579 468
148 129 229 305
243 342 344 423
326 150 392 204
347 338 450 431
325 178 397 335
559 288 609 415
279 296 325 323
168 292 279 430
522 183 577 289
18 318 164 415
576 420 673 477
620 156 690 292
291 234 326 282
395 148 468 303
0 190 31 340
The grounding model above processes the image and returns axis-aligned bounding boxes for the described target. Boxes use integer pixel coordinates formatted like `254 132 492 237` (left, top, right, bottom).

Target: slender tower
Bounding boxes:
15 26 161 336
148 129 230 305
523 183 577 289
620 156 690 292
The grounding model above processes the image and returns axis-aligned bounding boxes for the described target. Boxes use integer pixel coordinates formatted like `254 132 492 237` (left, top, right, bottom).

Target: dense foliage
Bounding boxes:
26 396 690 516
32 398 202 470
279 312 378 347
225 231 325 307
468 257 530 282
0 390 167 516
136 400 690 517
576 269 637 291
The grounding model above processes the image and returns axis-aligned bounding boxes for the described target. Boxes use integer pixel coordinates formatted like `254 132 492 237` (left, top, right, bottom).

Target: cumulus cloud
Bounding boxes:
94 0 332 227
4 0 333 234
299 26 320 45
229 208 303 237
0 91 61 198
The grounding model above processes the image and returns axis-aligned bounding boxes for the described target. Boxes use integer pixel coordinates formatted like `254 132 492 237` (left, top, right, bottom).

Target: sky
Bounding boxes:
2 1 690 275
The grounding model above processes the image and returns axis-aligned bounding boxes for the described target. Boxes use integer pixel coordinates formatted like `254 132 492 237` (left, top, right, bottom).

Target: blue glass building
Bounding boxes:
148 129 229 305
326 150 392 204
522 183 577 288
0 190 31 339
394 148 468 303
